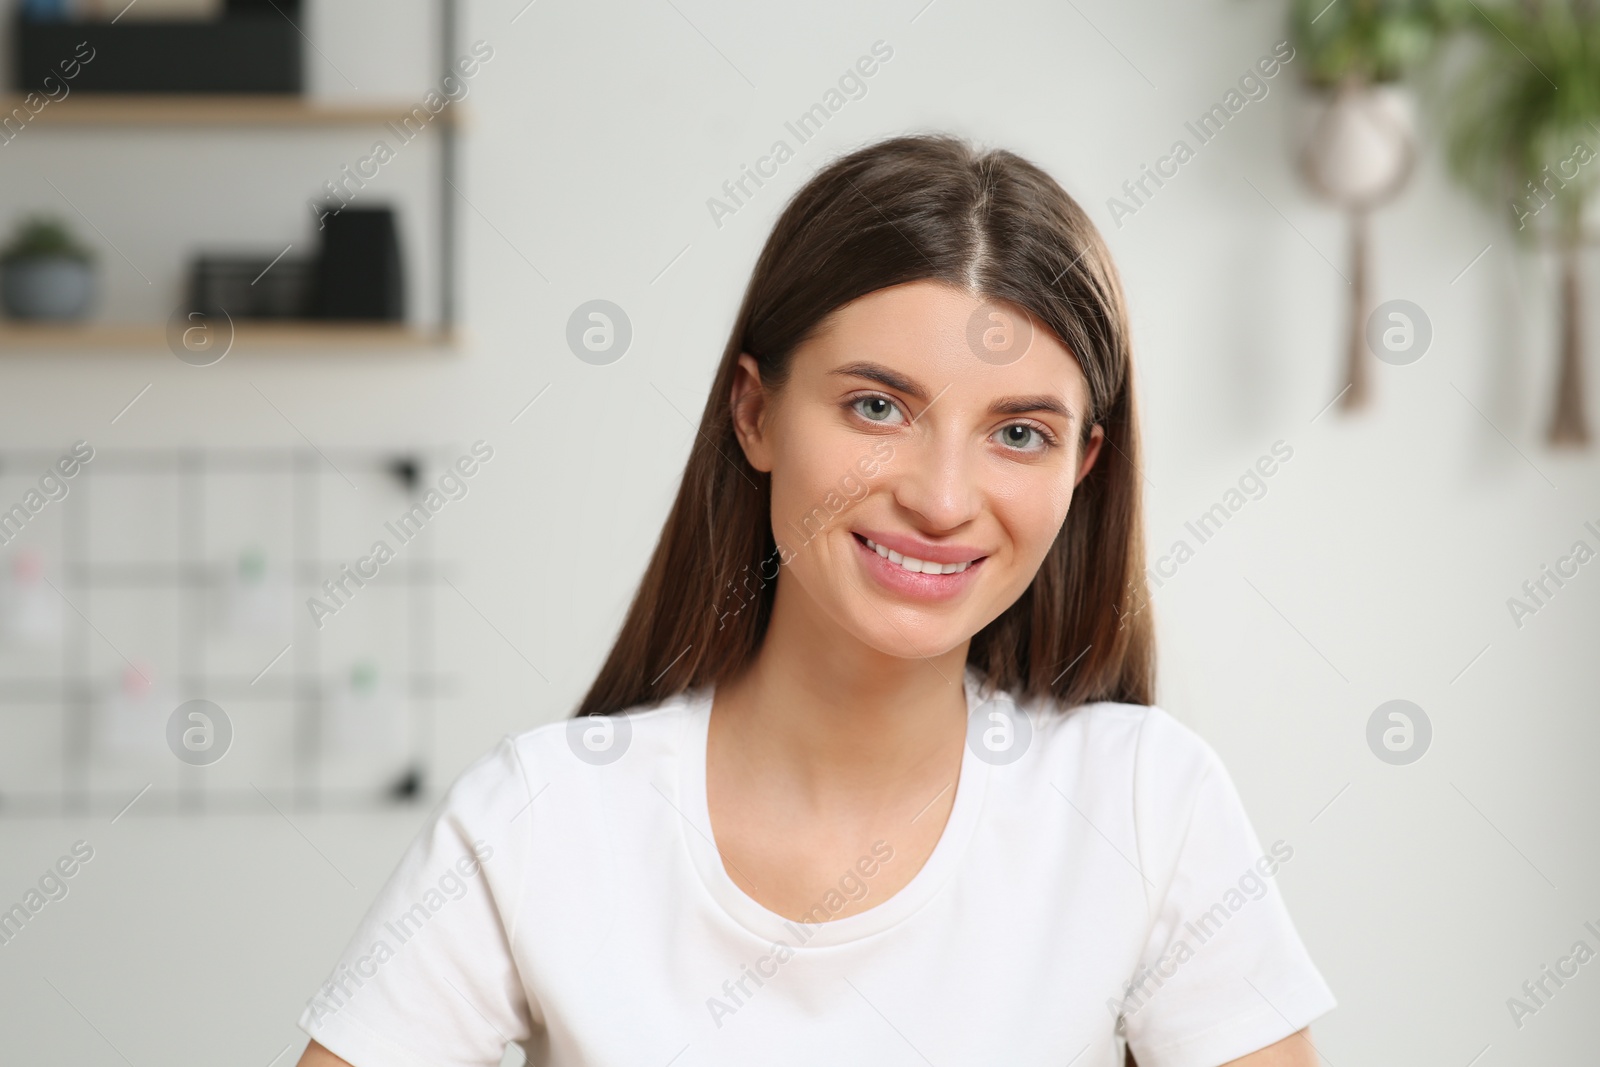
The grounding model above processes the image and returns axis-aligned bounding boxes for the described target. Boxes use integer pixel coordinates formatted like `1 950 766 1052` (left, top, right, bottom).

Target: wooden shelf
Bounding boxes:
0 321 456 351
0 93 464 128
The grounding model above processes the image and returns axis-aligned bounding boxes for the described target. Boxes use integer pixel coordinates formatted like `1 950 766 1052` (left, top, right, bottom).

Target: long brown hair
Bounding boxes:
574 132 1154 718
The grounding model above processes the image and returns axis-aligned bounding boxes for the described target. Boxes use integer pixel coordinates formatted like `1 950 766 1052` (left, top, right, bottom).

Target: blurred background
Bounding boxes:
0 0 1596 1062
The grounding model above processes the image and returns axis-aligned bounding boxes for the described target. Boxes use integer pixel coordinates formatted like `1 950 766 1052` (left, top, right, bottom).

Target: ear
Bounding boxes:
730 353 775 473
1075 424 1105 487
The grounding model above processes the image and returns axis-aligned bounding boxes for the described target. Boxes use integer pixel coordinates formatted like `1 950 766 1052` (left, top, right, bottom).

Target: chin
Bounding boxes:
844 609 976 662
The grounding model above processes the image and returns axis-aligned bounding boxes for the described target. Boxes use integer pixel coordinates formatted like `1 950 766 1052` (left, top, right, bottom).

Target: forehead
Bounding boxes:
798 279 1088 404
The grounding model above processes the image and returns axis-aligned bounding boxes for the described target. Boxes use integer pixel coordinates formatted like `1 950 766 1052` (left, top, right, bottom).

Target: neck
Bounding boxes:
713 577 971 812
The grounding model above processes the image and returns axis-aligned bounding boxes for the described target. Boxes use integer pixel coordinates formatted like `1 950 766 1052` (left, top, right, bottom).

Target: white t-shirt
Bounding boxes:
297 666 1335 1067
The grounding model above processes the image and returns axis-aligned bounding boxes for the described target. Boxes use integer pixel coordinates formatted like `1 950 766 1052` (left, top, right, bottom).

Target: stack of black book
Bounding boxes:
14 0 303 94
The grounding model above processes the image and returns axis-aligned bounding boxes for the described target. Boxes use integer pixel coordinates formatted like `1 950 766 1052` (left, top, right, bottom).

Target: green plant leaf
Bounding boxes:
0 215 94 264
1443 0 1600 242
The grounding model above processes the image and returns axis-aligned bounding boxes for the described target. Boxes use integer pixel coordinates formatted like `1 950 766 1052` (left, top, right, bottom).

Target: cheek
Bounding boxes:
989 469 1075 562
985 463 1075 524
768 441 827 525
768 413 863 522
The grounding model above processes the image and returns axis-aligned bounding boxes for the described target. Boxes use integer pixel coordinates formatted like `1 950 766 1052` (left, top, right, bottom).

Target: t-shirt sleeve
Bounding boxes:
1119 708 1336 1067
296 736 539 1067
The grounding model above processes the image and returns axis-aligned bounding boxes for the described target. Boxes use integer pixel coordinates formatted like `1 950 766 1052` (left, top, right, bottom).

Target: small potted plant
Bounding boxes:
1445 0 1600 447
0 215 96 321
1289 0 1469 409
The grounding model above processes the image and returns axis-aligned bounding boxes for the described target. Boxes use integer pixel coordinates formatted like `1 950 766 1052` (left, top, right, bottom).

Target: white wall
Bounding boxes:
0 0 1597 1063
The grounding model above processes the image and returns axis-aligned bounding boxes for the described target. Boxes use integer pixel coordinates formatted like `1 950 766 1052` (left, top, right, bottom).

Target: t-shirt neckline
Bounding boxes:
676 664 994 948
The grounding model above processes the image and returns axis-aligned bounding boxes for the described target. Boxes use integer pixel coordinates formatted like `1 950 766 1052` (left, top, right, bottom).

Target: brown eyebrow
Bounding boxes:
828 360 1078 426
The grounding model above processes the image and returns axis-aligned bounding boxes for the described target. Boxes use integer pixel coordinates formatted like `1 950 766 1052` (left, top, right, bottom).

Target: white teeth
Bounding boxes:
863 538 974 575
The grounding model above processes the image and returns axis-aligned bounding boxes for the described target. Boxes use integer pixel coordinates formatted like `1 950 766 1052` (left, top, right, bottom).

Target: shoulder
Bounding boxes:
1019 696 1237 882
1028 697 1269 907
433 690 702 819
1026 694 1224 794
506 690 700 776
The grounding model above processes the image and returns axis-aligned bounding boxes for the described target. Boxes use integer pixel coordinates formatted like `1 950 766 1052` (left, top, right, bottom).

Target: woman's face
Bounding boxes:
731 279 1105 661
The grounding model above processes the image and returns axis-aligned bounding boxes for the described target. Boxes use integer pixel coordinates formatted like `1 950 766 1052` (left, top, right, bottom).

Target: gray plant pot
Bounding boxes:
1 256 96 321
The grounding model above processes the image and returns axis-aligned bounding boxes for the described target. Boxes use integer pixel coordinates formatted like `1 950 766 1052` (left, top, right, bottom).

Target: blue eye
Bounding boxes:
994 424 1054 452
852 396 905 423
847 394 1056 453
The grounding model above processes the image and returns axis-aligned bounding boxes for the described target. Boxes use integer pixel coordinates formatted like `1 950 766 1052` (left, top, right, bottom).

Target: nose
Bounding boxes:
888 423 982 534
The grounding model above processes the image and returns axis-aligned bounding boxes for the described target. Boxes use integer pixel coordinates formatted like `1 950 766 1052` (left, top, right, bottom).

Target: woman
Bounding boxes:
295 133 1335 1066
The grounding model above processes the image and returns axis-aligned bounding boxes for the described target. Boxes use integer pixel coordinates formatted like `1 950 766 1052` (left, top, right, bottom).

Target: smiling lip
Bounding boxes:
852 529 988 566
850 530 987 601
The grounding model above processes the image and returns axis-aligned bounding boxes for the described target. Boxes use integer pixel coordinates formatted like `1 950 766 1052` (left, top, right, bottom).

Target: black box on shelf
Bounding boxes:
13 10 303 94
310 208 405 321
